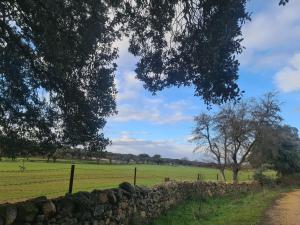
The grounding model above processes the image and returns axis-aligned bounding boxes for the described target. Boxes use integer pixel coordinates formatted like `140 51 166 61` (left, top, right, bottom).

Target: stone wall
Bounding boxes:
0 181 259 225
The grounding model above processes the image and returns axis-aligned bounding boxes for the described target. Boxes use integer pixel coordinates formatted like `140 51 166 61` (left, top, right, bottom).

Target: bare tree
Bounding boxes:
191 114 229 181
192 92 282 183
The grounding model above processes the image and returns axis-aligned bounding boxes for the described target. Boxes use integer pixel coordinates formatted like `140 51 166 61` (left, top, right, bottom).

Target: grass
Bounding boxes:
0 158 275 203
151 189 282 225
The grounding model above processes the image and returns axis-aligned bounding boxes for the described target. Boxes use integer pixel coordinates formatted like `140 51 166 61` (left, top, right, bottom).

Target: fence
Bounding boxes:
0 162 267 203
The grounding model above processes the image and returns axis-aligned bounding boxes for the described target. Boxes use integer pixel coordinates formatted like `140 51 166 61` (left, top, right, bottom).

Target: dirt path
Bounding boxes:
263 189 300 225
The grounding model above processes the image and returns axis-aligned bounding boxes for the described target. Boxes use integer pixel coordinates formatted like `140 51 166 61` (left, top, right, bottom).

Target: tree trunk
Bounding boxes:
232 166 239 183
220 168 226 182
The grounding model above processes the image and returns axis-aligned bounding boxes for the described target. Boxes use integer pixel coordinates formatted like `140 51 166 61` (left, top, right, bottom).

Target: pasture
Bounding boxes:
0 159 274 203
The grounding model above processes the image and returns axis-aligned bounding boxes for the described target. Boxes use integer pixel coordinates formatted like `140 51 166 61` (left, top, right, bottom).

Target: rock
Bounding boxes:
0 204 17 225
0 216 3 225
6 206 17 225
17 201 38 222
140 211 146 218
94 205 105 217
42 200 56 217
36 214 45 222
32 196 47 204
119 182 135 194
55 198 74 216
98 192 108 204
73 192 93 211
107 191 117 204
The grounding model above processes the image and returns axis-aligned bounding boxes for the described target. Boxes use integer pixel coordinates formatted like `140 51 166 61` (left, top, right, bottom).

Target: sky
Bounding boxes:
105 0 300 161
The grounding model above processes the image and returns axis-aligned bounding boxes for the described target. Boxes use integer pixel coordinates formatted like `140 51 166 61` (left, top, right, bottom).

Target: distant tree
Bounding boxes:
138 154 150 164
153 154 162 165
192 92 282 182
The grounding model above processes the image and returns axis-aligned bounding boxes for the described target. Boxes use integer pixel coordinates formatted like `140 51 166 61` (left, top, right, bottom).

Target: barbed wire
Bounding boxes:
0 178 68 187
0 168 69 173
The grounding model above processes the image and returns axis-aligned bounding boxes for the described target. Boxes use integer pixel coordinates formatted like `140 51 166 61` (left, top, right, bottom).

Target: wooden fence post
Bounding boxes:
68 164 75 194
134 167 137 186
217 173 219 181
197 173 200 181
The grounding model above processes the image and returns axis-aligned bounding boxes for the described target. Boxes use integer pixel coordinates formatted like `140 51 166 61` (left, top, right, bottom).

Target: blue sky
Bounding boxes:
105 0 300 160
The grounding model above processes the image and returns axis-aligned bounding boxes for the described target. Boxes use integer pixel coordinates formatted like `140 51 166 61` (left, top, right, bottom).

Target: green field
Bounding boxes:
151 189 281 225
0 159 274 203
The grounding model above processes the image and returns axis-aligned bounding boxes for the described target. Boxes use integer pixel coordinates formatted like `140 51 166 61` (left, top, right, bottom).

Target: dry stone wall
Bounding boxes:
0 181 259 225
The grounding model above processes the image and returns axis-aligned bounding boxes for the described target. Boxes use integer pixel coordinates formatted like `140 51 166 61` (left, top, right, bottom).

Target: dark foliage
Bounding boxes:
279 0 289 6
250 125 300 176
120 0 250 104
1 1 117 152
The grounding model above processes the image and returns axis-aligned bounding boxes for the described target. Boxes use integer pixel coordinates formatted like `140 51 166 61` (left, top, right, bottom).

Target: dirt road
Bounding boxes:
263 189 300 225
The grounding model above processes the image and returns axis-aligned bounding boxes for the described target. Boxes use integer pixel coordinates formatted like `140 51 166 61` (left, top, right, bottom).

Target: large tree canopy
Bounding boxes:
122 0 249 104
1 1 118 152
0 0 285 154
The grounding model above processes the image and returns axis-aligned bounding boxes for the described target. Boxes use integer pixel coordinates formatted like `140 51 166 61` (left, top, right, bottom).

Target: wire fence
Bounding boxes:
0 164 272 203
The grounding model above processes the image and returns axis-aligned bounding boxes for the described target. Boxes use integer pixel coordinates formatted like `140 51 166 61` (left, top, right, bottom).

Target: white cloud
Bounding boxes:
116 71 142 101
107 134 204 160
275 53 300 92
241 1 300 70
112 102 192 124
112 72 193 124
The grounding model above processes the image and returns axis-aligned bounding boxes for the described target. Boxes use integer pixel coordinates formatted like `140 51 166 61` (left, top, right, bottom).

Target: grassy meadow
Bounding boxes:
0 158 275 203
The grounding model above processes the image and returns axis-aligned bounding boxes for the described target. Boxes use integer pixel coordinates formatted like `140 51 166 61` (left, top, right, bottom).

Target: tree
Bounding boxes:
250 125 300 176
153 154 162 165
191 113 229 181
1 1 117 152
122 0 250 104
138 154 150 164
192 92 282 182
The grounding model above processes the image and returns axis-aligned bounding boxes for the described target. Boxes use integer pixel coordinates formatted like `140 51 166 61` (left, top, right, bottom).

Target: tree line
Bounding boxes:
0 144 216 168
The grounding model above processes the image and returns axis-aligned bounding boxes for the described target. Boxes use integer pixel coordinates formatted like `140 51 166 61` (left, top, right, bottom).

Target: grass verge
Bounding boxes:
151 188 284 225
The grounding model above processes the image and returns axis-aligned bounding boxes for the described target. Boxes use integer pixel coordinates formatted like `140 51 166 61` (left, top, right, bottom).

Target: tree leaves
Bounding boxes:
121 0 250 104
1 0 117 152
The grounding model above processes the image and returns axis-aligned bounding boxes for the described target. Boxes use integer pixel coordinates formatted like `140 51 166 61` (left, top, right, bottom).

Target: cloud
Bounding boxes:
275 53 300 93
107 134 204 160
112 102 192 124
112 72 193 124
116 71 142 101
241 1 300 70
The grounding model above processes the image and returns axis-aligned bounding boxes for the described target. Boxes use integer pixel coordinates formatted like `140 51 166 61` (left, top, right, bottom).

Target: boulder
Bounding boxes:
98 192 108 204
42 200 56 217
107 191 117 204
17 201 38 222
0 204 17 225
119 182 135 194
